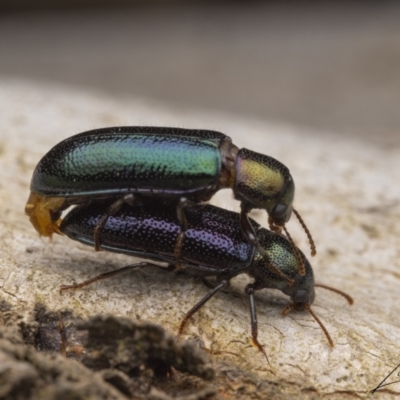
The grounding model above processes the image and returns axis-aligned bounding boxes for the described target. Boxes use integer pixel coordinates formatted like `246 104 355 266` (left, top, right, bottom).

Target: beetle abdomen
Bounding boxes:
60 203 255 273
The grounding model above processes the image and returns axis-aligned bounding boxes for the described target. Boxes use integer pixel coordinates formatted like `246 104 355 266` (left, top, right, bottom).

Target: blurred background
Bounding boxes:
1 1 399 148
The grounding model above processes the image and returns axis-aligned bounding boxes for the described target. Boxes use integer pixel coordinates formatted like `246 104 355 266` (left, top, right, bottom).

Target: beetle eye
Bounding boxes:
293 289 309 304
271 204 289 221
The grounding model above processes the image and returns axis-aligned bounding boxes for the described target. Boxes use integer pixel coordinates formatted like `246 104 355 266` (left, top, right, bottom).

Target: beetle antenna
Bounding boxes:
282 225 305 276
292 208 316 256
304 304 334 347
282 303 334 347
315 284 354 305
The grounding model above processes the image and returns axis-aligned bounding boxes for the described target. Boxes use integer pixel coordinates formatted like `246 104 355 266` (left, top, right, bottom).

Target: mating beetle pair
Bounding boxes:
25 126 346 357
25 126 315 282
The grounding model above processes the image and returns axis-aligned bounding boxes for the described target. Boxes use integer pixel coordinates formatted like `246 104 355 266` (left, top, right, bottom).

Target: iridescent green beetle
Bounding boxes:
25 126 315 281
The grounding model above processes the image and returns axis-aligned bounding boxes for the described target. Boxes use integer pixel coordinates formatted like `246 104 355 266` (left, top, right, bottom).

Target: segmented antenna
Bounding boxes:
292 208 316 256
281 284 353 349
304 304 334 348
315 284 354 305
283 225 305 276
282 303 333 348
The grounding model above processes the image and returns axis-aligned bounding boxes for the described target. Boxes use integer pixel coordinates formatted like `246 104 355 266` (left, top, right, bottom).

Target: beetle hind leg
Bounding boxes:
176 277 230 341
60 261 175 294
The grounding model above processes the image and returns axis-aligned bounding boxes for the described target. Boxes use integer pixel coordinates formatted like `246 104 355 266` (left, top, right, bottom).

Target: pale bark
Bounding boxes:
0 78 399 398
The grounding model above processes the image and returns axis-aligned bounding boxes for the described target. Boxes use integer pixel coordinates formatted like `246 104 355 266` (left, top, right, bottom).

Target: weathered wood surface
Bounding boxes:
0 78 399 398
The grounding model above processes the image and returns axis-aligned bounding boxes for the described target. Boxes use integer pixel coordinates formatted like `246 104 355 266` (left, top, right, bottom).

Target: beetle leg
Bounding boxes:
59 261 173 294
176 278 230 341
239 207 294 285
93 194 136 252
245 283 270 364
174 197 195 270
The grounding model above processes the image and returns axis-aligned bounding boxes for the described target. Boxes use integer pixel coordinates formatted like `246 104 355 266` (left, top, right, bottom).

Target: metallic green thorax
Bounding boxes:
234 148 295 219
31 133 222 197
250 228 315 301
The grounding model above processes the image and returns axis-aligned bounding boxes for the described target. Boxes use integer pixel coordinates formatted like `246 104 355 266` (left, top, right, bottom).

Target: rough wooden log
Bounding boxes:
0 78 399 398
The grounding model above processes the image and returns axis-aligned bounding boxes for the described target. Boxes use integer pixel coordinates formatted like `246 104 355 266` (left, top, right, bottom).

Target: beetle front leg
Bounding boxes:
245 283 270 364
239 206 294 285
93 194 137 251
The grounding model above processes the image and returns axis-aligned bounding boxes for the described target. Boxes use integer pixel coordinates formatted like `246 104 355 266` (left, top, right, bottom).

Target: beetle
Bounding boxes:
58 200 352 359
25 126 315 281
